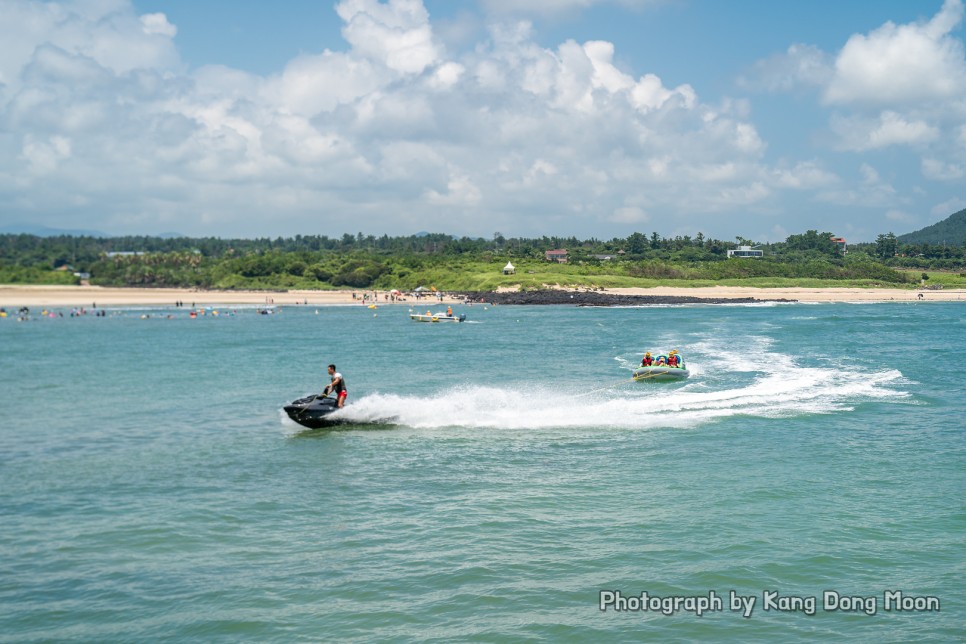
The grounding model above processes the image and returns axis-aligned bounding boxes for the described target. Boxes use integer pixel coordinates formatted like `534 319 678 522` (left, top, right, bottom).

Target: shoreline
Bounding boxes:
0 285 462 308
0 284 963 308
0 284 966 309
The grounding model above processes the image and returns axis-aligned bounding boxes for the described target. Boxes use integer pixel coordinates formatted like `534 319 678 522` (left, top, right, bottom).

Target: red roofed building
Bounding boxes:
830 236 847 253
545 249 569 263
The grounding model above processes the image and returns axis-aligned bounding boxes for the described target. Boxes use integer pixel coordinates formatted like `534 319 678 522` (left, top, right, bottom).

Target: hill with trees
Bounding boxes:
897 208 966 246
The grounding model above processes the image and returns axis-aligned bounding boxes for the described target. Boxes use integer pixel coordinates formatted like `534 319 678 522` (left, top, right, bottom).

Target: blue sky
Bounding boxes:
1 0 964 242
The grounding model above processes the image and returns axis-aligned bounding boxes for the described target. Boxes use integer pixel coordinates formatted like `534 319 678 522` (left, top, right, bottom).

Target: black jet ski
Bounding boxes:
283 395 346 429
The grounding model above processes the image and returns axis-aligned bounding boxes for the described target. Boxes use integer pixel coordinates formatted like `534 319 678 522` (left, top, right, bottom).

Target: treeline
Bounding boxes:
0 263 79 285
1 228 961 290
869 232 966 269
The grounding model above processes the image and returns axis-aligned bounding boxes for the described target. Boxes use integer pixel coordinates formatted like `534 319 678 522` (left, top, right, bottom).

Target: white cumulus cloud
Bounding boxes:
2 0 954 240
825 0 966 106
140 12 177 38
832 111 940 151
337 0 440 74
738 43 833 92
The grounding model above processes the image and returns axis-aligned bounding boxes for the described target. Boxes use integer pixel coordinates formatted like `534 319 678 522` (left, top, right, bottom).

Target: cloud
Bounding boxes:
885 209 916 224
0 0 180 93
825 0 966 106
140 12 177 38
831 111 941 151
769 161 839 190
480 0 656 19
738 43 833 92
337 0 440 74
922 157 966 181
931 196 966 215
0 0 954 240
424 172 482 206
608 205 649 224
21 134 71 174
816 163 899 208
745 0 966 166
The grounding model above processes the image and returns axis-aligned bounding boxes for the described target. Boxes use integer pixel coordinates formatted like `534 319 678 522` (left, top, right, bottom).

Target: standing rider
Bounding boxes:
323 364 348 408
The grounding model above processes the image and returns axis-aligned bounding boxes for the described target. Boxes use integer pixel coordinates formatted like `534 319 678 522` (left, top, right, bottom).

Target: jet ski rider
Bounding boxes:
323 364 347 408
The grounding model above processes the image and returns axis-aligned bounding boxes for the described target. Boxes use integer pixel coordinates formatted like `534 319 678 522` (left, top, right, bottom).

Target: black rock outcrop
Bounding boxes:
456 290 795 306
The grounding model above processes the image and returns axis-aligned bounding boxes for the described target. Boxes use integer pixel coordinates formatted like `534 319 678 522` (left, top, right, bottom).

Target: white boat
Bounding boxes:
410 312 466 323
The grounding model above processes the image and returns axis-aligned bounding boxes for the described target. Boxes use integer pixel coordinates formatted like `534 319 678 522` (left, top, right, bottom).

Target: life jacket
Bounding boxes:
642 356 653 366
667 354 678 367
331 374 346 394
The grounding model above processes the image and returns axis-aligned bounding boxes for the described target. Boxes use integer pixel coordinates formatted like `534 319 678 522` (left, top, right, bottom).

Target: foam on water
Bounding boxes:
323 338 909 430
330 374 907 431
270 331 914 432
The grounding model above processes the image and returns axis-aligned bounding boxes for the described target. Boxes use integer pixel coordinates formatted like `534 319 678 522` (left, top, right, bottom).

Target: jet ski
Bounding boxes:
410 312 466 323
283 394 346 429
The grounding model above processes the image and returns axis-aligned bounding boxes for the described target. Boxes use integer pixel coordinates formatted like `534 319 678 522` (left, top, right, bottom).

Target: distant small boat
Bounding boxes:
410 312 466 323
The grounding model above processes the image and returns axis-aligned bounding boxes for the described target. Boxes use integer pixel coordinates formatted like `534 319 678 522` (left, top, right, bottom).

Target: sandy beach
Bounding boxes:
1 284 963 308
600 285 966 302
0 285 463 308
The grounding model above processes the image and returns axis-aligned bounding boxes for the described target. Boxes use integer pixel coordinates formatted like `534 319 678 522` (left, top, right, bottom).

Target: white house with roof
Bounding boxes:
727 245 763 258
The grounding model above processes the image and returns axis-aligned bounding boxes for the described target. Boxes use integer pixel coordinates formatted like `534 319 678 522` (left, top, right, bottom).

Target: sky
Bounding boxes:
1 0 965 242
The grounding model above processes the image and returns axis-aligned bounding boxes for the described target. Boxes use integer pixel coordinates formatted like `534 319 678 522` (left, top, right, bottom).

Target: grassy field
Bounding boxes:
375 260 935 291
896 269 966 290
7 259 966 292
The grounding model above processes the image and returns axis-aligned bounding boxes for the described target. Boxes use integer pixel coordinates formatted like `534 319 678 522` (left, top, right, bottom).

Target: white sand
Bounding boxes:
0 285 460 307
0 284 962 307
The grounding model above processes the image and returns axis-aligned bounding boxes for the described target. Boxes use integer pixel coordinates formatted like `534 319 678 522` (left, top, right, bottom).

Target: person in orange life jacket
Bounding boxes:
323 364 347 408
446 306 453 316
641 352 654 367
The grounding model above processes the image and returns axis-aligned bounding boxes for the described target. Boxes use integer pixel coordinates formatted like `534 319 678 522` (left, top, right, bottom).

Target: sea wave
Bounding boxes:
315 368 908 432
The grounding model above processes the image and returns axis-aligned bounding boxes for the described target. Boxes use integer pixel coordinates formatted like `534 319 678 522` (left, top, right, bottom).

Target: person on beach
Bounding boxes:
323 364 347 408
641 352 653 367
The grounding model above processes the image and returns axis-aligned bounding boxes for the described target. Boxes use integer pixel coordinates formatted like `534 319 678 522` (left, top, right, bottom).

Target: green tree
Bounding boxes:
875 233 898 259
626 232 647 255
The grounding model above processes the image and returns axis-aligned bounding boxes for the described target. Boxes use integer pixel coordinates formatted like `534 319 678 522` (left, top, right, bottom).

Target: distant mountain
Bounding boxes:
898 208 966 246
0 224 187 238
0 223 109 237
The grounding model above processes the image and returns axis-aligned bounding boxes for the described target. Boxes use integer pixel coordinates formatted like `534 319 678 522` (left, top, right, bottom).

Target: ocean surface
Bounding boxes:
0 300 963 642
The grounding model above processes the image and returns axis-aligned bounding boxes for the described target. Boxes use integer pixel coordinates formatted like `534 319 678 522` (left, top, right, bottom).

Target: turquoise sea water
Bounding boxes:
0 301 963 642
